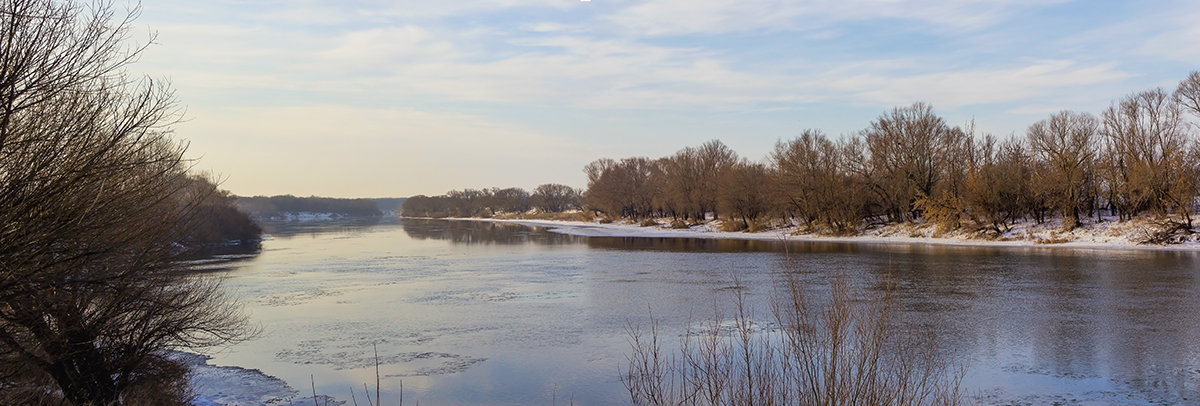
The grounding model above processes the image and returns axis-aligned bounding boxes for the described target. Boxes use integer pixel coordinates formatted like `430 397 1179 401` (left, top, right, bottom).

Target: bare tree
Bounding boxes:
660 147 704 221
771 130 831 228
490 187 531 214
0 1 250 403
1176 71 1200 122
864 102 956 222
961 136 1037 234
695 140 738 220
1026 111 1099 229
530 183 580 213
771 131 867 234
1100 89 1194 227
716 160 770 231
584 157 660 219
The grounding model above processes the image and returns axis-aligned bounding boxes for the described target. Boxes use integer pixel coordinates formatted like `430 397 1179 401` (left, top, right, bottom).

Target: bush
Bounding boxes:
719 220 748 232
0 1 252 403
622 272 963 405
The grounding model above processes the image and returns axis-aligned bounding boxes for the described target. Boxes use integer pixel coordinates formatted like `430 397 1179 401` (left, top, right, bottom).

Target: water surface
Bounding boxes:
207 218 1200 405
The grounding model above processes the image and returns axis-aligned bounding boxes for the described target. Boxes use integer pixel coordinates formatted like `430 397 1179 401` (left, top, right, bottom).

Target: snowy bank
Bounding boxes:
179 352 342 406
258 212 344 222
448 217 1200 252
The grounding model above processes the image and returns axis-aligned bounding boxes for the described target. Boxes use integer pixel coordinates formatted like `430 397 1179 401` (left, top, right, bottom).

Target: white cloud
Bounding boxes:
1137 11 1200 65
829 60 1131 108
1005 105 1074 116
602 0 1070 36
317 26 453 70
135 0 1197 196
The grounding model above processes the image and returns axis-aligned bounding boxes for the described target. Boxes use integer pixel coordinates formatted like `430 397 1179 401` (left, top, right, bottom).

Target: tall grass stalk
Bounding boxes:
621 272 964 405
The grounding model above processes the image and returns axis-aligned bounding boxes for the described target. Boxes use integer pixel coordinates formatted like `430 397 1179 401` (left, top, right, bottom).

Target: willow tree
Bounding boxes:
1026 111 1099 229
0 1 250 404
864 102 956 222
1100 89 1194 226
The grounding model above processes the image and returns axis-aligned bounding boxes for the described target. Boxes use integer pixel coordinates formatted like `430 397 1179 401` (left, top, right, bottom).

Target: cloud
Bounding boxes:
142 1 1143 114
829 60 1132 108
1138 11 1200 64
136 0 1199 196
317 26 454 70
602 0 1070 36
1005 105 1074 116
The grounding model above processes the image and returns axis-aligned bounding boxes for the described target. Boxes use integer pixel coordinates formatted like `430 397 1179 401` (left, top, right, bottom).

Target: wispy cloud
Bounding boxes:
137 0 1200 196
601 0 1071 36
833 60 1132 107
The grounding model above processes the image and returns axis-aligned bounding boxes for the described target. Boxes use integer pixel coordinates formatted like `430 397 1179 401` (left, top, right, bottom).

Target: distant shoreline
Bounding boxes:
418 217 1200 252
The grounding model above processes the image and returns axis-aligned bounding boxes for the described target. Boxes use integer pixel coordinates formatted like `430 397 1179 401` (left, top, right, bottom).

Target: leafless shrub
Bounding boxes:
1136 218 1193 244
719 220 748 232
622 273 963 406
0 0 252 403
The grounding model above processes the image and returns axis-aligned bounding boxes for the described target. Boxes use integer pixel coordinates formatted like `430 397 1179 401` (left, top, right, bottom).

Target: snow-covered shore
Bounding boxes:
180 352 341 406
449 216 1200 251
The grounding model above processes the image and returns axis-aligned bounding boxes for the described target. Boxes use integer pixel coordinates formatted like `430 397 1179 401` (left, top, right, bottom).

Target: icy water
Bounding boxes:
205 217 1200 405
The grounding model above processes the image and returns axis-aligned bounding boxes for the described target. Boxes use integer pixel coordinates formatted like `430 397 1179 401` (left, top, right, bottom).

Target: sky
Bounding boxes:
130 0 1200 198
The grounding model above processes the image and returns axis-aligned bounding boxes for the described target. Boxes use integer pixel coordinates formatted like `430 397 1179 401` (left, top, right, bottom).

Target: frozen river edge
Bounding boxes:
450 217 1200 251
182 352 339 406
187 216 1200 405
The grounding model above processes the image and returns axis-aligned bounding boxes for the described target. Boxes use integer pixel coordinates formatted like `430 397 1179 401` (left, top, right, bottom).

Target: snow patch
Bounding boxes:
452 216 1200 251
180 352 343 406
261 212 345 222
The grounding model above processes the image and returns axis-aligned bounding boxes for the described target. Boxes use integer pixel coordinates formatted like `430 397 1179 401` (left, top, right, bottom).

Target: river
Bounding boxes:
203 217 1200 405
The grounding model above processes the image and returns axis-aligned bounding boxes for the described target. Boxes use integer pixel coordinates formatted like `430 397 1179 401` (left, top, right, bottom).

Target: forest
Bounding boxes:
237 195 384 218
403 184 583 218
405 71 1200 241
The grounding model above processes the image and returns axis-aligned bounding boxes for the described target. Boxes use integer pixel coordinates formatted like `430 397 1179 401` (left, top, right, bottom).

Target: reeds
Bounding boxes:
621 272 964 406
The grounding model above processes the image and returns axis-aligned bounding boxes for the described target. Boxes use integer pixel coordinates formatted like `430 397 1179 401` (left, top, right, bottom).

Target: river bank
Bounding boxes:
443 215 1200 251
182 352 341 406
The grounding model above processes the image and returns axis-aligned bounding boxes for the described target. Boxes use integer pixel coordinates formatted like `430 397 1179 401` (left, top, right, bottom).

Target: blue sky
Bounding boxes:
132 0 1200 197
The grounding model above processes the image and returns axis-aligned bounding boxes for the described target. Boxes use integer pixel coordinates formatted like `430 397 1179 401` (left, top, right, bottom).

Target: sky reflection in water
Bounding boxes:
206 218 1200 405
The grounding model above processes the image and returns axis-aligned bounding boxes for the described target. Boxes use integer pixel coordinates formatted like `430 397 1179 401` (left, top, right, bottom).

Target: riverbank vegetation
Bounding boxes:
0 0 255 403
405 72 1200 244
236 195 384 219
622 273 963 405
403 183 583 219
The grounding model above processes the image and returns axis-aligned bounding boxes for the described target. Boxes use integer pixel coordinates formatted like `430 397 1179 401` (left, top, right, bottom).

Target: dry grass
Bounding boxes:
621 272 964 406
718 220 748 232
491 211 593 222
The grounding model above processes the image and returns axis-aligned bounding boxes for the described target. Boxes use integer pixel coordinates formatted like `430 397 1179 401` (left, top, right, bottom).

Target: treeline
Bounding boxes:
185 176 262 245
373 197 407 213
583 71 1200 237
402 184 582 218
401 72 1200 240
237 195 383 218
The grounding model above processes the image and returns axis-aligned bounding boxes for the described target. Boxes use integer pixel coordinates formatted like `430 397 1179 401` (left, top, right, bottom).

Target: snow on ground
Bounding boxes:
179 352 343 406
461 216 1200 251
259 212 344 222
185 215 1196 404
